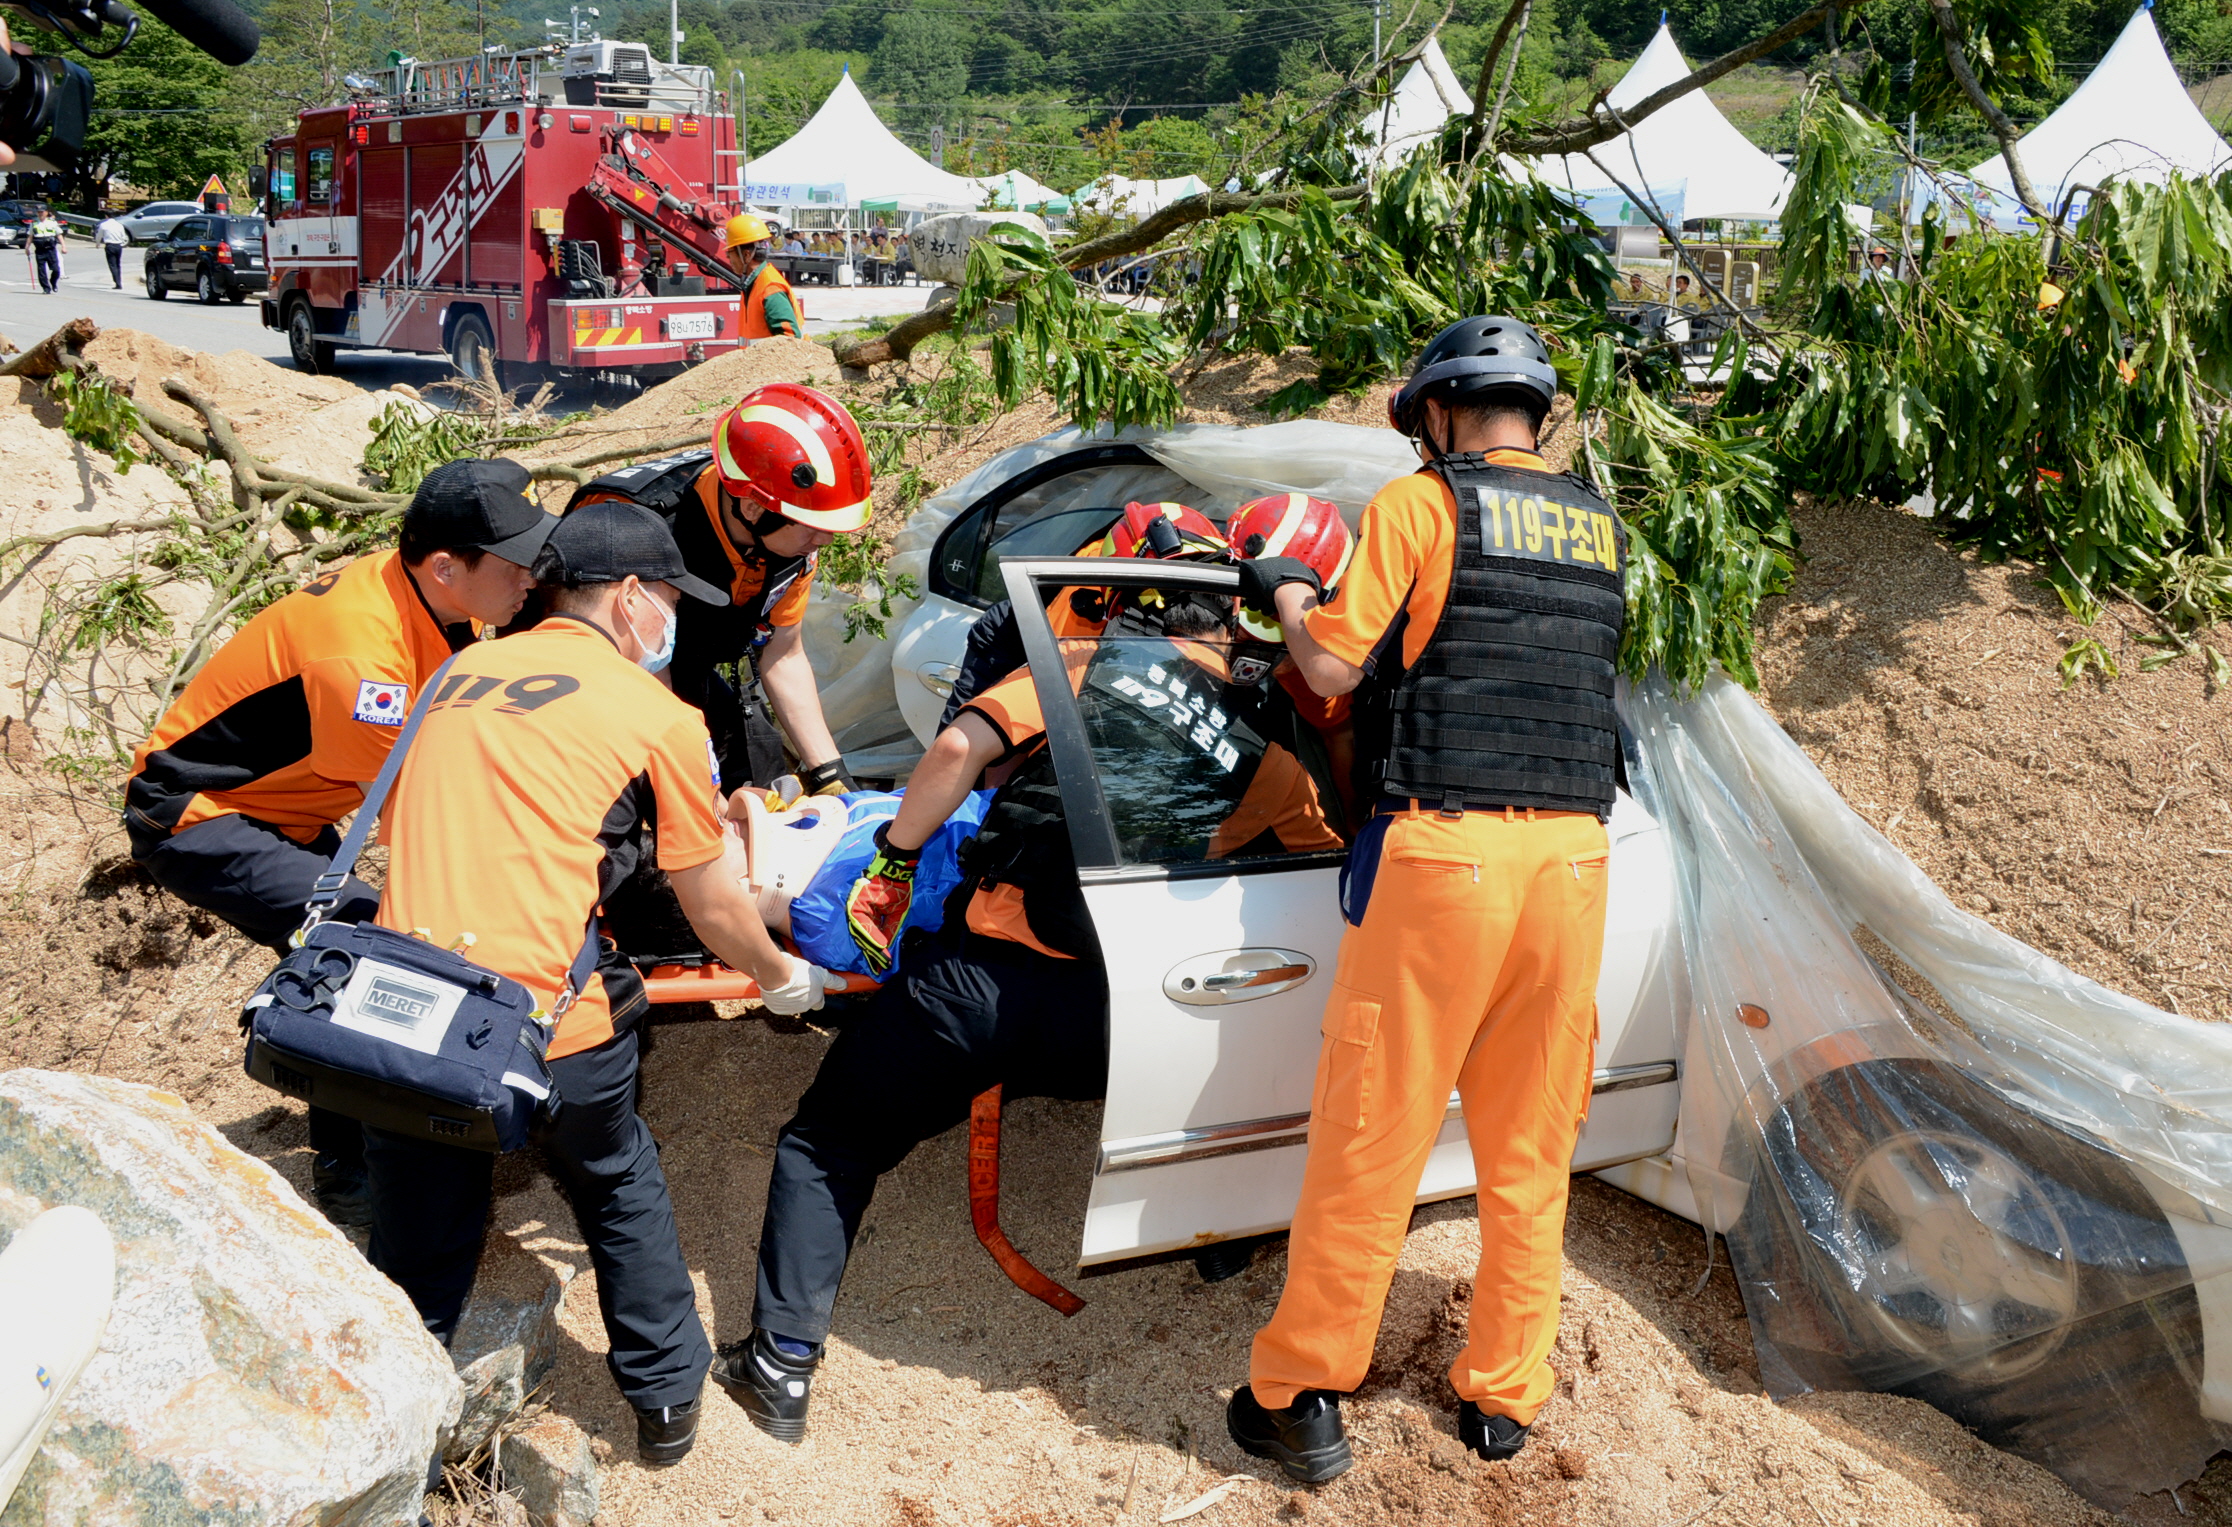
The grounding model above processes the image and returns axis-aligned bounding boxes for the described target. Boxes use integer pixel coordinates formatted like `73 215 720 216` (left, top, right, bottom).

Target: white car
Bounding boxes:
821 425 2232 1508
113 201 206 245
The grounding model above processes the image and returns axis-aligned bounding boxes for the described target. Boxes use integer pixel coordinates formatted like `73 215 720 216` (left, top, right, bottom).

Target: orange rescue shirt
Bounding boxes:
375 617 727 1059
1302 447 1552 673
126 550 464 842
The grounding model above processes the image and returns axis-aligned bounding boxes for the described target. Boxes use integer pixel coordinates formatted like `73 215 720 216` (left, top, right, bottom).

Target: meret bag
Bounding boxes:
239 651 584 1152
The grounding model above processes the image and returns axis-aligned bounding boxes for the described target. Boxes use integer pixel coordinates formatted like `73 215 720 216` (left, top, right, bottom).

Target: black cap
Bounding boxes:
403 459 560 568
539 501 730 606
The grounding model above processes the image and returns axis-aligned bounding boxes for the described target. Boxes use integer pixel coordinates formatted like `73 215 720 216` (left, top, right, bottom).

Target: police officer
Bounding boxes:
126 460 555 1223
365 500 833 1465
28 208 62 293
1229 317 1625 1482
722 213 803 339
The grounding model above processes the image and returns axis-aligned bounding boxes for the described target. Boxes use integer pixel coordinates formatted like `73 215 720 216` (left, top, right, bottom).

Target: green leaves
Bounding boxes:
50 370 144 473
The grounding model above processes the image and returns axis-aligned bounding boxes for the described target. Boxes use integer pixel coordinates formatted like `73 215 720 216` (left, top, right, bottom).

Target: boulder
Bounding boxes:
445 1228 570 1463
0 1070 461 1527
497 1414 597 1527
908 211 1050 286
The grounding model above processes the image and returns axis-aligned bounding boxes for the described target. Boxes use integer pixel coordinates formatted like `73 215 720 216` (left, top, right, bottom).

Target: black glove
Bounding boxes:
799 757 858 797
1236 556 1322 620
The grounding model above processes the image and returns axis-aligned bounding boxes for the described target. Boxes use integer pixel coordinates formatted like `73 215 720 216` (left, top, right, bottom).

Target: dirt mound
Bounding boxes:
531 337 847 462
1756 499 2232 1023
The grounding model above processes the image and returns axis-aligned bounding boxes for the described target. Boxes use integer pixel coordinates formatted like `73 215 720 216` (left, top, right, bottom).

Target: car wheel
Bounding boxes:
287 302 336 375
448 311 497 386
196 269 219 305
145 265 166 301
1733 1058 2214 1503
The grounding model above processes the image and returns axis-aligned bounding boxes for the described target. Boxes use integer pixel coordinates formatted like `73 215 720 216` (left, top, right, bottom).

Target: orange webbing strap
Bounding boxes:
968 1085 1086 1317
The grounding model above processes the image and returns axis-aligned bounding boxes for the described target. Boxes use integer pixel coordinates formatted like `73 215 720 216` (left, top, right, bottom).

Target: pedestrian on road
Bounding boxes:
28 210 62 294
95 213 127 288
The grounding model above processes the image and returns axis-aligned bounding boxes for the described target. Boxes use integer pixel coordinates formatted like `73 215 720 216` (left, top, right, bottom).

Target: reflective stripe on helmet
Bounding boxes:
737 402 836 484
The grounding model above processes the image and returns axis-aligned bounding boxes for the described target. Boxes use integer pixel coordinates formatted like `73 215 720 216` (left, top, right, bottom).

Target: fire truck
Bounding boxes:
257 42 755 382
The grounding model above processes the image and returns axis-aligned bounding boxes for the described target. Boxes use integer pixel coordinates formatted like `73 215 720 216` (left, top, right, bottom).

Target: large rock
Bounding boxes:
908 210 1050 286
0 1070 462 1526
496 1414 597 1527
445 1228 569 1463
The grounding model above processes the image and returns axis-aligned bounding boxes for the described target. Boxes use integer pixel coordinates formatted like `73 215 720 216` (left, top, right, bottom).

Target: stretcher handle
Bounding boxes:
641 962 881 1005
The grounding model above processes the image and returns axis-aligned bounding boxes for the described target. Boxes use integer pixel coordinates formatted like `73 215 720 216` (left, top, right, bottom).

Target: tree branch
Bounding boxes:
833 185 1372 369
1504 0 1860 156
1466 0 1534 143
1925 0 2053 227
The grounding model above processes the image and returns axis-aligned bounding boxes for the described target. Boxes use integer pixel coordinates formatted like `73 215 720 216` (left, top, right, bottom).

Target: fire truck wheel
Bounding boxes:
287 303 336 376
449 313 497 386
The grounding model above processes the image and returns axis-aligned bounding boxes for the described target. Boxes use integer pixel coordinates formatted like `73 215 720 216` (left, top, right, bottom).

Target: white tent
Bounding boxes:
1075 173 1213 217
1963 5 2232 223
976 167 1070 211
743 67 987 211
1538 24 1792 222
1370 36 1474 166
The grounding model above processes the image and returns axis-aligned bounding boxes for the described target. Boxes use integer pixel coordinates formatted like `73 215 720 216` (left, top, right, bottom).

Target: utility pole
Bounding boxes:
670 0 681 64
1372 0 1382 65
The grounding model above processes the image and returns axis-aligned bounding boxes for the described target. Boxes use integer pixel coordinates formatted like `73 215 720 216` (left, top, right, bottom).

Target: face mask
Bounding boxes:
628 589 677 674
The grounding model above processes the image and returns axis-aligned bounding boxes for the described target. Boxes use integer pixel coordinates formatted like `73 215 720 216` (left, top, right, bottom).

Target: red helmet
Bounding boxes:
1228 493 1354 641
1092 501 1229 562
712 384 872 533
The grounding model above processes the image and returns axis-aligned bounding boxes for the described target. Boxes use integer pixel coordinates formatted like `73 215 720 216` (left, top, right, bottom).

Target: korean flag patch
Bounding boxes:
353 679 410 727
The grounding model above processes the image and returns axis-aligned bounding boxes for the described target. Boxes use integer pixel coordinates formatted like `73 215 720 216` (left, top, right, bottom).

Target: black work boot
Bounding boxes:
1457 1401 1529 1462
634 1395 700 1464
712 1328 818 1443
1226 1384 1353 1484
310 1152 371 1229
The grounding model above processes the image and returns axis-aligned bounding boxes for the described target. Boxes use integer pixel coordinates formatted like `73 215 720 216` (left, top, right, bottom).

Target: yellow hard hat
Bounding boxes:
724 213 773 251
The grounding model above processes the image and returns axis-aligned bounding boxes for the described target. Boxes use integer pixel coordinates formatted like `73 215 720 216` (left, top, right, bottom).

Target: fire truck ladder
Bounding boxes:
584 128 747 293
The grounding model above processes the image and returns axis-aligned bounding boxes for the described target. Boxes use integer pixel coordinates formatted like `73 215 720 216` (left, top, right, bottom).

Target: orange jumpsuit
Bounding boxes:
739 260 802 339
1248 449 1611 1426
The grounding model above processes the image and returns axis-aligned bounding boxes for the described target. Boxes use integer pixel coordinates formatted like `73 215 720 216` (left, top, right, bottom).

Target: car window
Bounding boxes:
272 150 296 207
933 453 1195 606
171 218 207 242
1059 600 1349 868
980 507 1125 598
306 145 336 204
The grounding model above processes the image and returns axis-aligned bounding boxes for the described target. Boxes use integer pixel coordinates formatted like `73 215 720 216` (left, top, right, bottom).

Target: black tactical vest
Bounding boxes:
1354 455 1627 820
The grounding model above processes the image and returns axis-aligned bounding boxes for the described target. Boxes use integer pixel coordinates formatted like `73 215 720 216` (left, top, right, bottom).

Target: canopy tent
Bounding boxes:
977 167 1071 214
1961 5 2232 224
1074 173 1212 217
1369 36 1473 166
1537 24 1792 222
743 67 987 211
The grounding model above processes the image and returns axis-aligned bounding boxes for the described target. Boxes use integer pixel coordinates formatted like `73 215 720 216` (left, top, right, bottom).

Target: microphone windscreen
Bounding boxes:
133 0 261 65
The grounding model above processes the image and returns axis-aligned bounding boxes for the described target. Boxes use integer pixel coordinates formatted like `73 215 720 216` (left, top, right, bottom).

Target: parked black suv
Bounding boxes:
144 214 268 304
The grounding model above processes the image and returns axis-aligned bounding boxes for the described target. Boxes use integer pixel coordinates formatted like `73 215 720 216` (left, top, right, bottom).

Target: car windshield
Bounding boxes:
230 219 266 241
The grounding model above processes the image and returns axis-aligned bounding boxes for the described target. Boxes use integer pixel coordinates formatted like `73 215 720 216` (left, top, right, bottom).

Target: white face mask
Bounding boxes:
627 587 677 674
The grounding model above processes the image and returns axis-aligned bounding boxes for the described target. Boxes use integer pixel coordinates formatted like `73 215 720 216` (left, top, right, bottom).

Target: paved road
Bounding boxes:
2 240 939 399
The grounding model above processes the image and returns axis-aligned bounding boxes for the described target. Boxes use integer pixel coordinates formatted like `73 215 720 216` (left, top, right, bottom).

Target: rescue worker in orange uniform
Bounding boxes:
124 460 556 1226
723 213 803 339
363 501 832 1466
1228 316 1625 1482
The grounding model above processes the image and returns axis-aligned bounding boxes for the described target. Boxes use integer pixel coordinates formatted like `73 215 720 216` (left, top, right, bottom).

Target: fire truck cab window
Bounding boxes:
306 146 335 205
273 150 297 208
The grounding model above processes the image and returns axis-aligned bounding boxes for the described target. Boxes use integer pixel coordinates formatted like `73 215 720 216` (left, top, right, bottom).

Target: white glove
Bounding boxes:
758 955 830 1016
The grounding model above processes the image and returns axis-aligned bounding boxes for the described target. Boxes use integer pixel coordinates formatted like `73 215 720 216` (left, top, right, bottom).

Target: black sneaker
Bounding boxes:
635 1395 700 1464
311 1153 372 1229
1226 1384 1353 1484
1457 1402 1529 1462
712 1329 817 1443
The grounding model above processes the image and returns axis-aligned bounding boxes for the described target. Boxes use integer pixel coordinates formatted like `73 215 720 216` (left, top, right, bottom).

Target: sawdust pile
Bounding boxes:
1756 499 2232 1024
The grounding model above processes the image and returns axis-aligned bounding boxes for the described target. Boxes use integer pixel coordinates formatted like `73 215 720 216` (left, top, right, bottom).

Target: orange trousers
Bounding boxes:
1250 805 1609 1423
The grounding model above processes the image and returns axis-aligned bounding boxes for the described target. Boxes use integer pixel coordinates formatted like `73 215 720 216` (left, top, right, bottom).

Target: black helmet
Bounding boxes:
1388 316 1558 441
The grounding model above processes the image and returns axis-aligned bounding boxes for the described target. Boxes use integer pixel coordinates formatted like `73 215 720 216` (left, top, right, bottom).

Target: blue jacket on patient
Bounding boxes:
786 790 996 977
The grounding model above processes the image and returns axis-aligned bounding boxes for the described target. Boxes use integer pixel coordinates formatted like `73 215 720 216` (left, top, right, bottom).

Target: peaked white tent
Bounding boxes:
1075 173 1212 217
977 167 1070 212
1371 36 1474 165
743 67 988 211
1539 24 1792 222
1964 5 2232 222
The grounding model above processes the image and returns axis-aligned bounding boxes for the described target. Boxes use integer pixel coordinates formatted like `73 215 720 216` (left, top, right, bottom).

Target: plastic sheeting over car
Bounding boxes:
1622 671 2232 1506
799 422 1419 778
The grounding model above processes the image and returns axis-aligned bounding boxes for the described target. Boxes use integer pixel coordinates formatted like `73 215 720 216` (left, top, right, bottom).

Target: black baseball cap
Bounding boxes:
539 500 731 606
404 459 560 568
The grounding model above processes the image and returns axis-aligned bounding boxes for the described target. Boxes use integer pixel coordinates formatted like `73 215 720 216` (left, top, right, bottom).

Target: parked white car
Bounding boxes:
812 424 2232 1506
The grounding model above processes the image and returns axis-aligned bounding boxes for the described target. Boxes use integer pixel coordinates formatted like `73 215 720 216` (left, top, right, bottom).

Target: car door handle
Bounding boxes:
1164 949 1316 1007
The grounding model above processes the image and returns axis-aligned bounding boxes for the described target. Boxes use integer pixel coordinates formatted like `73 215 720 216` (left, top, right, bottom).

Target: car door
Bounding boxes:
161 219 205 288
1001 559 1684 1267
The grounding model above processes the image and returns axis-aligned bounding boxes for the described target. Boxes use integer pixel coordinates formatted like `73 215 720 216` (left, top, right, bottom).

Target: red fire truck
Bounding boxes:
257 42 754 382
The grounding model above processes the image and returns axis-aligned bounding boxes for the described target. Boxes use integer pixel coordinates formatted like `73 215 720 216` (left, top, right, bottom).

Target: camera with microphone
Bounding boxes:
0 0 259 174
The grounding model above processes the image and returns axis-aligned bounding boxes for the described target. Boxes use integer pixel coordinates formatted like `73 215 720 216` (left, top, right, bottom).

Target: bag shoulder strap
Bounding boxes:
300 646 600 1002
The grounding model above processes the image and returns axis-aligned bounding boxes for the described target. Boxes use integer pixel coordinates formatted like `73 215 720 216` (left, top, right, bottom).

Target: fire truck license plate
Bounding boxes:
667 313 716 340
